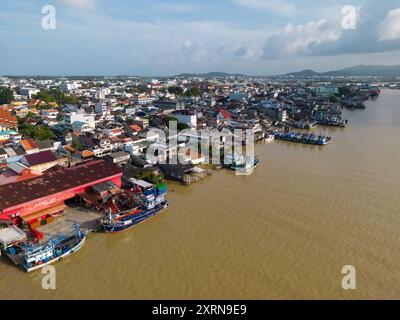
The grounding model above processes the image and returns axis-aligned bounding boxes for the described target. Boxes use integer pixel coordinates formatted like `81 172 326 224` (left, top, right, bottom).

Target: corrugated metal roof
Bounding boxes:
0 160 123 210
23 150 57 166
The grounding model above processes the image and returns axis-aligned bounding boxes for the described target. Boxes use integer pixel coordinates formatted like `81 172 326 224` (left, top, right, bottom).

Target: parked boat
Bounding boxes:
102 183 168 233
291 120 318 129
273 131 332 146
224 152 260 175
315 116 349 128
264 134 275 143
2 223 87 272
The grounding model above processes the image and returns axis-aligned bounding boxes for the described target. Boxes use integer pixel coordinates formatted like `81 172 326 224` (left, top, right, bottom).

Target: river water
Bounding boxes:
1 89 400 299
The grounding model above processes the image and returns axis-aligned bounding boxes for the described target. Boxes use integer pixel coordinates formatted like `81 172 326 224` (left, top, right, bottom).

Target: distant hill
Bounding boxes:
285 65 400 78
173 72 247 78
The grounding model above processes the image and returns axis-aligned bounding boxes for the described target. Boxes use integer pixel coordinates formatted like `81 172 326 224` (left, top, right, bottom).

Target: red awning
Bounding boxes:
0 213 11 221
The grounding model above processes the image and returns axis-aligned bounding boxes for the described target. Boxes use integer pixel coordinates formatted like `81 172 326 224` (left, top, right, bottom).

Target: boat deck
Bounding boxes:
5 253 23 265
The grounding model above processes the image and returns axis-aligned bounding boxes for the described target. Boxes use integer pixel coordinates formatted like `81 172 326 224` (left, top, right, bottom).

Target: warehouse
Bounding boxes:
0 160 123 226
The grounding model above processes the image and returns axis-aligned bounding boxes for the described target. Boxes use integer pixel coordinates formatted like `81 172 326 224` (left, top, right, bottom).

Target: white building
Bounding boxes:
172 111 197 128
60 82 79 92
94 88 111 100
19 88 40 99
64 112 96 129
132 94 156 105
72 121 95 133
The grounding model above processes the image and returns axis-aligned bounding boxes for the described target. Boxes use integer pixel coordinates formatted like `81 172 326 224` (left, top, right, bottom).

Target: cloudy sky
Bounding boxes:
1 0 400 76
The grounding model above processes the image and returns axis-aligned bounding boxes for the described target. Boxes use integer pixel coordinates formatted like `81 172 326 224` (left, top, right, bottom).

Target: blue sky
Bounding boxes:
1 0 400 76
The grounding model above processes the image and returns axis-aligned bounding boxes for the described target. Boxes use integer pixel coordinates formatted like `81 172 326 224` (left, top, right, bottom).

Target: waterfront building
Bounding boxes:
0 160 123 225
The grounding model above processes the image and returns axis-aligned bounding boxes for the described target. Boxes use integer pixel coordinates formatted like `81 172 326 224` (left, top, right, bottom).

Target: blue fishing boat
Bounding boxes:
3 223 87 272
273 131 332 146
102 183 168 233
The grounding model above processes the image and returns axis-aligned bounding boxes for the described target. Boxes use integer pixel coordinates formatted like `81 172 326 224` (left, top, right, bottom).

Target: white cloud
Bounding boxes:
377 8 400 41
262 19 341 58
232 0 295 15
58 0 95 10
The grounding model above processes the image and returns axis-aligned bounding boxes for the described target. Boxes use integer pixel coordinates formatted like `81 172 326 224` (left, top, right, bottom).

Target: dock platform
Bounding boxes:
37 207 105 237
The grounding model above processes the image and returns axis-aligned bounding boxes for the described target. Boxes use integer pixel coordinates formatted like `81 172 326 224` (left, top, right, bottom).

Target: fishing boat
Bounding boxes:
102 183 168 233
273 131 332 146
264 134 275 143
2 223 87 272
315 115 349 127
224 152 260 175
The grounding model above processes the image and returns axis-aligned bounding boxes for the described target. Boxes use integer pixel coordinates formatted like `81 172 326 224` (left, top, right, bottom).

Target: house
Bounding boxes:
10 133 22 146
183 148 206 165
106 151 131 167
3 147 22 163
159 163 210 185
0 108 18 131
37 140 56 152
0 130 17 142
72 121 95 133
215 109 232 125
132 94 156 105
129 124 142 136
172 110 197 128
20 139 39 154
64 112 96 130
139 129 161 143
153 100 184 113
20 150 60 173
19 88 40 99
28 99 46 108
102 128 124 138
0 162 42 186
0 148 8 162
95 102 110 114
41 109 59 121
92 138 112 157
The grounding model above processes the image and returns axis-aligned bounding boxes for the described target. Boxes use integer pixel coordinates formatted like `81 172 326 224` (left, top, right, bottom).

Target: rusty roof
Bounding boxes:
0 160 123 210
23 150 57 166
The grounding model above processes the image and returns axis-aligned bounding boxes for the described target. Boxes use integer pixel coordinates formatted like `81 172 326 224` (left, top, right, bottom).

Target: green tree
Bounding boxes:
0 88 14 104
177 123 190 131
338 86 352 98
19 125 55 140
72 140 84 151
63 94 78 105
34 90 55 103
167 86 184 96
184 86 201 97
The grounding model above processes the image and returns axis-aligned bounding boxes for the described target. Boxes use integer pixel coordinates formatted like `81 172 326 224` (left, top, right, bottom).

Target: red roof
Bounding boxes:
0 108 18 128
218 109 231 119
130 124 142 132
0 160 123 210
21 139 39 151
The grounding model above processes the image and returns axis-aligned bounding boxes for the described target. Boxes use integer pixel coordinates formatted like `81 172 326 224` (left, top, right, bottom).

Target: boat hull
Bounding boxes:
102 203 169 233
24 236 86 273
